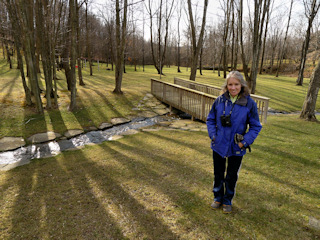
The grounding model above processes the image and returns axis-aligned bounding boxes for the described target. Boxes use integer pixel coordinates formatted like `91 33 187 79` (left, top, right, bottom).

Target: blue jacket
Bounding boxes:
206 92 262 157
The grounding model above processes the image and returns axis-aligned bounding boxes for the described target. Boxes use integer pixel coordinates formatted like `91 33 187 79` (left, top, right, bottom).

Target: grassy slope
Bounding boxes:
0 115 319 239
0 59 319 139
0 60 319 239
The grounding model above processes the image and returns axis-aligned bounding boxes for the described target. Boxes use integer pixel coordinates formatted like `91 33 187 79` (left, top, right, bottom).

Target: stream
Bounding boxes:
0 116 171 169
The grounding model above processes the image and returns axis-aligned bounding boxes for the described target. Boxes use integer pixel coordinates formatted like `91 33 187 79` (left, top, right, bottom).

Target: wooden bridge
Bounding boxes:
151 77 270 124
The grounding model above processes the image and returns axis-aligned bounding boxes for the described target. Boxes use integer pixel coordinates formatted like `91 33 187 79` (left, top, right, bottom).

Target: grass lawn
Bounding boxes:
0 59 319 139
0 59 320 239
0 115 319 239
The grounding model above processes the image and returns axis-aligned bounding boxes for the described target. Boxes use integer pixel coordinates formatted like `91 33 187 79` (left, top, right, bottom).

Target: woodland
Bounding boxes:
0 0 319 118
0 1 320 239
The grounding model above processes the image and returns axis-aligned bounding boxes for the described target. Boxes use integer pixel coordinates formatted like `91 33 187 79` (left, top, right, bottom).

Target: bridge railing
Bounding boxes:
151 78 216 122
174 77 270 124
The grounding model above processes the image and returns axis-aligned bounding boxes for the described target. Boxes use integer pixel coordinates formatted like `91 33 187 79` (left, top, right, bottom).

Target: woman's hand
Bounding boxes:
238 142 244 149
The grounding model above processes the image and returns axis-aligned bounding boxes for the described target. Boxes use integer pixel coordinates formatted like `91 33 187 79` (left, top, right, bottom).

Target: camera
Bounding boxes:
221 115 232 127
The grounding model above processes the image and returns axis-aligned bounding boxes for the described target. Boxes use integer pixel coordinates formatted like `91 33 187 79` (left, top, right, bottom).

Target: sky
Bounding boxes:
89 0 306 41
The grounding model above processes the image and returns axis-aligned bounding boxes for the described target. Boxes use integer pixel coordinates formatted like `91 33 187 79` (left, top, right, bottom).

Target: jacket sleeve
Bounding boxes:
242 99 262 147
206 100 218 140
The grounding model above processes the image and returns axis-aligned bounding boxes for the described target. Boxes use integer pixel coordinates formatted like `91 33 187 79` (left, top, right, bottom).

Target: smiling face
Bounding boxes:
227 77 241 97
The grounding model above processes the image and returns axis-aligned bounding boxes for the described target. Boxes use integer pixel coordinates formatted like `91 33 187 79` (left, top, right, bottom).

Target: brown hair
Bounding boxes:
220 71 250 96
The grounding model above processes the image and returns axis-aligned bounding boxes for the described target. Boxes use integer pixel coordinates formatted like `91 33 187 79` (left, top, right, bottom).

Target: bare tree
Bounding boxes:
36 0 53 109
296 0 320 86
85 0 93 76
146 0 174 75
113 0 128 94
238 0 271 93
187 0 208 80
18 0 44 113
4 0 32 106
276 0 293 77
220 0 232 78
176 0 183 73
300 57 320 121
69 0 78 111
259 0 272 74
77 0 85 86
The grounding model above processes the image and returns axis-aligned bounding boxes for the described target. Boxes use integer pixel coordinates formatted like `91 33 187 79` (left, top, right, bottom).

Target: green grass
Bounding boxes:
0 115 319 239
0 58 320 239
0 58 319 139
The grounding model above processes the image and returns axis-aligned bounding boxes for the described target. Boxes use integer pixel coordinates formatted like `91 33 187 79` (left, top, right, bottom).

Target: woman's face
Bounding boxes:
227 77 241 97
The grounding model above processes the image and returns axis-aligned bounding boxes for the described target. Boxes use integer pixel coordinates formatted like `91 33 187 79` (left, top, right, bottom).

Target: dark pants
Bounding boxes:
212 151 243 205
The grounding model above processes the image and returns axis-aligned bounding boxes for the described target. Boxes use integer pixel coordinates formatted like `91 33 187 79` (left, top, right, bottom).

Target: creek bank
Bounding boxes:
0 93 208 171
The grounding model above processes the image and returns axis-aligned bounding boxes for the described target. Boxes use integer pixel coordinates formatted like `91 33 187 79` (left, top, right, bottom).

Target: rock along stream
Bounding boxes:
0 116 171 171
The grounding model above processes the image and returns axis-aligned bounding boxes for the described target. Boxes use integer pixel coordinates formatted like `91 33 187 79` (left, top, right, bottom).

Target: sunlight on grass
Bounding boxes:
0 115 319 239
1 58 319 138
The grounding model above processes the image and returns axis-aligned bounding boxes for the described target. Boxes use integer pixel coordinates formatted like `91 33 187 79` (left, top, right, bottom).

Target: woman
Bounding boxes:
206 71 262 213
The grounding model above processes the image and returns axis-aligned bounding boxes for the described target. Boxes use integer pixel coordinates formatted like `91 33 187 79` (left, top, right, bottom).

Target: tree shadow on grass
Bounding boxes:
245 147 320 199
2 154 128 239
80 89 119 120
0 73 19 97
234 180 320 238
2 129 319 239
47 108 69 137
103 131 320 239
67 95 97 131
94 133 253 239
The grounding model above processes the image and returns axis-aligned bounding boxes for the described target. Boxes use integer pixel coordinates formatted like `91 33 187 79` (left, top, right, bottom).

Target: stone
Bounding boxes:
110 118 130 125
157 121 172 127
152 104 167 109
141 128 160 132
0 159 30 171
109 135 123 141
88 126 98 131
169 122 187 128
139 111 158 118
153 108 170 115
120 129 139 136
27 132 62 144
145 102 158 107
98 122 113 130
0 137 26 151
64 129 84 138
309 217 320 230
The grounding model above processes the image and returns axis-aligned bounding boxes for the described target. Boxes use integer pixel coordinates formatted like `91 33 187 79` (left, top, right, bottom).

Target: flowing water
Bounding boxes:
0 116 171 169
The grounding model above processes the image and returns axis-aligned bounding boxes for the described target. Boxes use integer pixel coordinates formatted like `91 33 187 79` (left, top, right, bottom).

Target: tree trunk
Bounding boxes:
19 0 43 113
296 30 311 86
248 0 271 93
5 0 32 105
300 58 320 121
69 0 77 111
113 0 127 94
187 0 208 81
238 0 250 82
222 0 232 78
36 0 53 109
177 1 182 73
85 1 93 77
5 43 12 69
297 0 320 86
77 2 85 86
199 45 203 75
259 6 271 75
276 0 293 77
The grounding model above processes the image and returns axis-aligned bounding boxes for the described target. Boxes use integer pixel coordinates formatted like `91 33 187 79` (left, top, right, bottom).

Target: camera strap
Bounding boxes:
223 95 239 116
